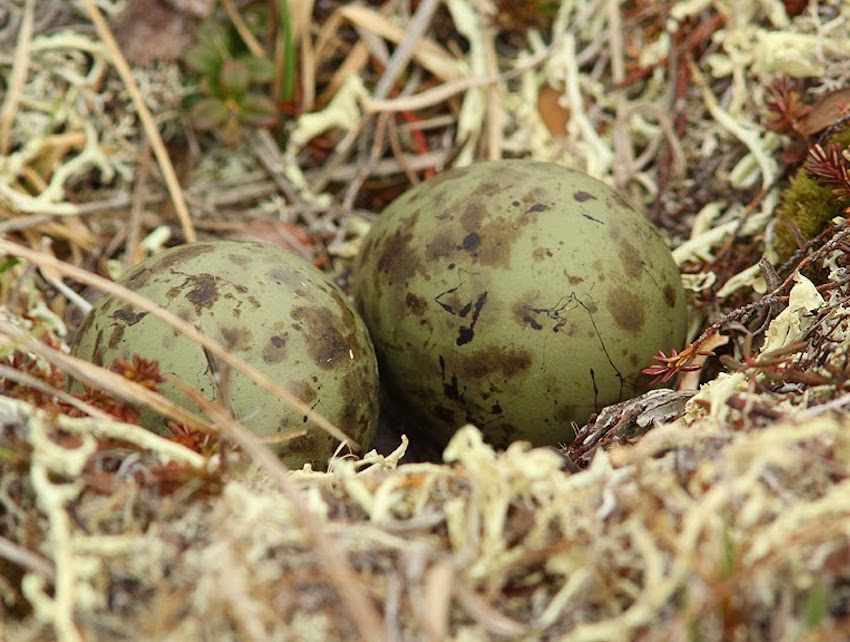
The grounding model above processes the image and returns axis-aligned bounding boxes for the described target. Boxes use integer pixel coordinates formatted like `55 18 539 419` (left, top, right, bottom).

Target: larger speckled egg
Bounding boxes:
72 240 379 469
351 161 687 448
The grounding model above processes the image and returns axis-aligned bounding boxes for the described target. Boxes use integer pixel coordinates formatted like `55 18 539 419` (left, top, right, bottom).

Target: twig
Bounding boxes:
387 118 420 185
0 214 53 234
308 151 448 186
361 46 553 114
343 111 390 210
372 0 442 99
249 129 306 209
333 0 443 204
0 534 55 582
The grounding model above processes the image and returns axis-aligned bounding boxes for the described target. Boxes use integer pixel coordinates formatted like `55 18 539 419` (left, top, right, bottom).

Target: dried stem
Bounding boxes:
80 0 197 243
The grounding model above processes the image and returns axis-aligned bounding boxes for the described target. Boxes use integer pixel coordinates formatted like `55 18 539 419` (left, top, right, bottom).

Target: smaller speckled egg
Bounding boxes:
71 240 379 469
352 161 688 448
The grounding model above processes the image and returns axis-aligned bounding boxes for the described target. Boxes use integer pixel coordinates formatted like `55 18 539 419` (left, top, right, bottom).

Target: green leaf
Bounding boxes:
183 44 222 76
190 98 229 131
0 257 20 273
278 0 296 101
197 20 233 57
219 59 250 98
243 56 276 84
803 581 828 628
238 94 278 128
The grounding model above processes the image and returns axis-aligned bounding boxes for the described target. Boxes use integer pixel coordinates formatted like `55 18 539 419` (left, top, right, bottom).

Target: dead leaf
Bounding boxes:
798 87 850 136
114 0 209 66
537 84 570 138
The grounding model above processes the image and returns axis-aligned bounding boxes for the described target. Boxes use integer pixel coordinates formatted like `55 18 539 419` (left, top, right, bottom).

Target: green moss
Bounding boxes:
773 172 845 260
773 127 850 261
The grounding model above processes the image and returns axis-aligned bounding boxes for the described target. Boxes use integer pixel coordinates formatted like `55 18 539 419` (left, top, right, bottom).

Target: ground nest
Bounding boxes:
3 0 850 640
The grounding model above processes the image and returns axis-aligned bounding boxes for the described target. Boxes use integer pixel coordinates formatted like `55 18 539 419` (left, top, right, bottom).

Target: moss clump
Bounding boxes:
773 171 848 260
773 128 850 262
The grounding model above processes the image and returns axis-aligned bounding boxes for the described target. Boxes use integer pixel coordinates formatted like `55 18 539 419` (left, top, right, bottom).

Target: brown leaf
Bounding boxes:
797 87 850 136
114 0 199 66
537 84 570 138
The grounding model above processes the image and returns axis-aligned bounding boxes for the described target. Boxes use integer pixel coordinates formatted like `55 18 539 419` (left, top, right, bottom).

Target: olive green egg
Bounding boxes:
351 160 687 448
72 240 379 469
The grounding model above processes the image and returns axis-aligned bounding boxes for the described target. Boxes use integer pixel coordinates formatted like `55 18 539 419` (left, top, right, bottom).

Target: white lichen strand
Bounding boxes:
0 396 209 469
672 189 780 267
22 414 94 642
443 426 566 581
1 31 149 216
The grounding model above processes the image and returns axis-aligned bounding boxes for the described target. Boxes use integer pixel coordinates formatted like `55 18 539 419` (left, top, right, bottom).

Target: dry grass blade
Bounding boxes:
0 534 55 582
221 0 266 58
0 363 111 420
297 0 317 110
482 9 501 161
0 0 35 155
337 4 464 82
362 45 552 114
124 144 150 271
80 0 197 243
0 239 358 449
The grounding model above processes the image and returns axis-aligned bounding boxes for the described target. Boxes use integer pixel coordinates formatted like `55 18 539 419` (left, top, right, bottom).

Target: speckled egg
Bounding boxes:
72 240 379 468
351 160 687 448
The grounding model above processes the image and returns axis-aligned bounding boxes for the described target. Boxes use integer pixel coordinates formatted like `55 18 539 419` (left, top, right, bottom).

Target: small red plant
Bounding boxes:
765 77 808 137
803 143 850 202
107 355 167 391
643 342 716 386
167 420 220 456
